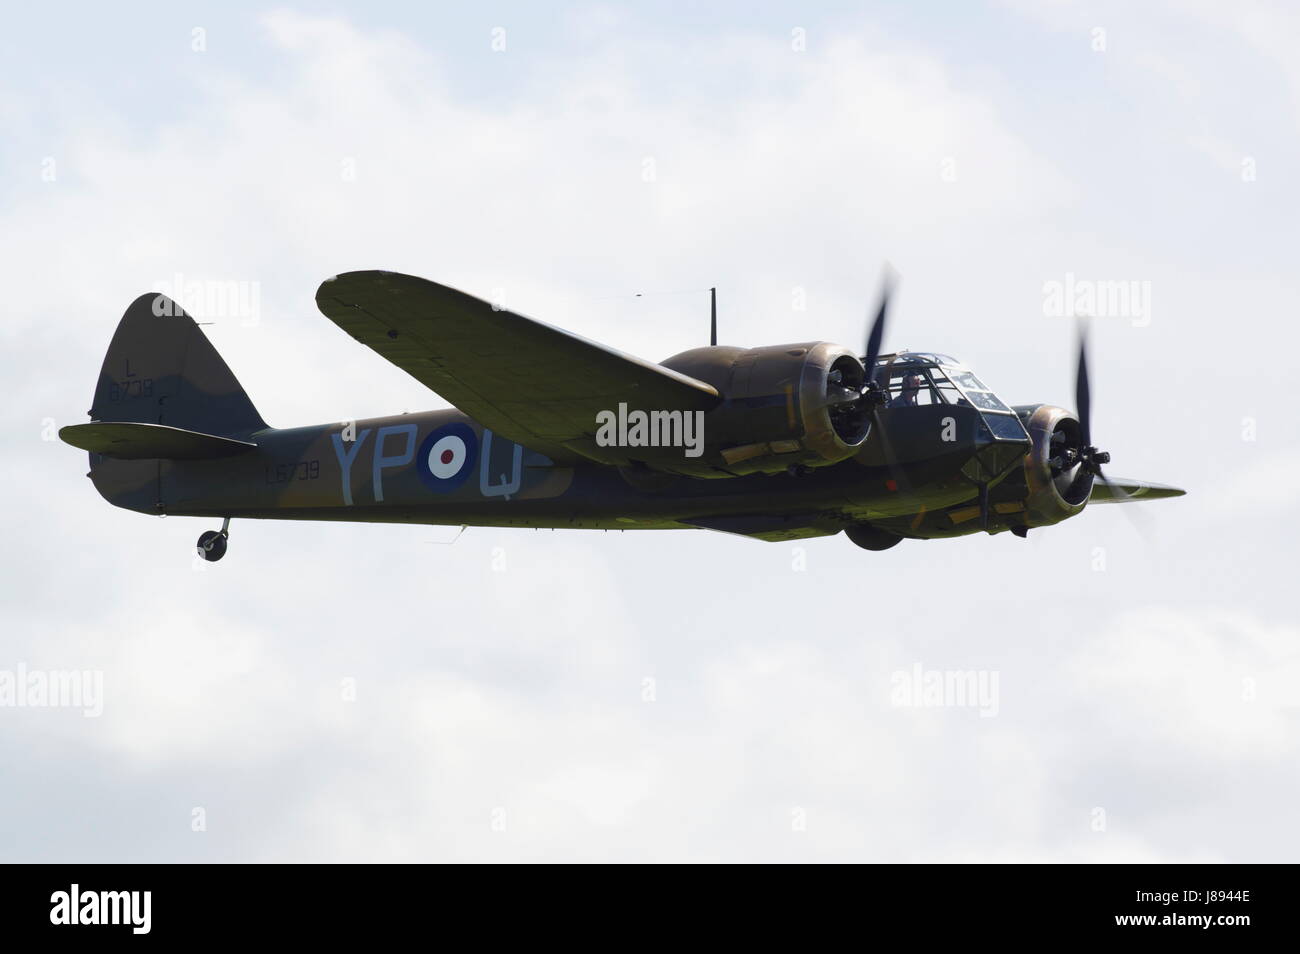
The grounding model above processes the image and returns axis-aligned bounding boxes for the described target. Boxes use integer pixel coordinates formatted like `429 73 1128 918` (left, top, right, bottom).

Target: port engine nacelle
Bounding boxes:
659 342 873 476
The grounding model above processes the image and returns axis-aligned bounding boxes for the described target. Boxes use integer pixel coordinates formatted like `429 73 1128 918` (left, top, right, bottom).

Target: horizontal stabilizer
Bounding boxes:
1089 476 1186 503
59 422 258 460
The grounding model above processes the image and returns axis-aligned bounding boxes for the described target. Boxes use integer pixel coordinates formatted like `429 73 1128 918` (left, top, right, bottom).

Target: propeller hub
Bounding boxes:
860 380 888 410
1080 445 1110 474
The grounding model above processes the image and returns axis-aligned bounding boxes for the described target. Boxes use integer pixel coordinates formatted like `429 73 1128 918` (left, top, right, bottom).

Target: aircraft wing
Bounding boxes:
1089 476 1186 503
315 271 720 464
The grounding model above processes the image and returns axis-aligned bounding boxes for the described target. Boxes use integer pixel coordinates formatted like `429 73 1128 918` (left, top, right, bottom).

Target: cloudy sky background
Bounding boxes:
2 0 1297 861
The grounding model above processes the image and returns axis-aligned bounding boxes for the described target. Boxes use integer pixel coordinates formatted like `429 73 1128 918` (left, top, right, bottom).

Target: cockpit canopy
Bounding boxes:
868 351 1028 441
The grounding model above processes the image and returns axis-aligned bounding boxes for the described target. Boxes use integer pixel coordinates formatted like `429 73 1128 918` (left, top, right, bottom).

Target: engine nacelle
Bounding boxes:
1015 404 1094 527
659 342 872 476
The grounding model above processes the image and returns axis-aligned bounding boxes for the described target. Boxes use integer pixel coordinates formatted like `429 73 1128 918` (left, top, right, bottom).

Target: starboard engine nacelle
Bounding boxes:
1013 404 1095 527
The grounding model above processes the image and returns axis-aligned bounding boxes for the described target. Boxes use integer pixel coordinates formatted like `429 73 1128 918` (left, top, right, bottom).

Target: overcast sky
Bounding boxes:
2 0 1297 862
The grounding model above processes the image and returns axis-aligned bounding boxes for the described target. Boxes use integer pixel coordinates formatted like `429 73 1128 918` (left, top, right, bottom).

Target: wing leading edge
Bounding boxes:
315 271 720 464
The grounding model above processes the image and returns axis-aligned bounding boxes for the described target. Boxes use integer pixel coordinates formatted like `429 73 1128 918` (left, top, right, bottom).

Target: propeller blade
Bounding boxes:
860 269 910 499
1071 325 1153 538
863 264 897 377
1095 467 1153 537
873 405 912 494
1075 321 1092 448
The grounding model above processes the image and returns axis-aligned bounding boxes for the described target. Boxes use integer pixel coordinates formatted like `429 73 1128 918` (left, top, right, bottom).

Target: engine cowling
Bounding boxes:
659 342 873 476
1014 404 1095 527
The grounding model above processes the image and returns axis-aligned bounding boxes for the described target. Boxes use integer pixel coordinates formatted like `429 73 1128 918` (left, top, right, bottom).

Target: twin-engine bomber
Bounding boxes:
61 270 1184 561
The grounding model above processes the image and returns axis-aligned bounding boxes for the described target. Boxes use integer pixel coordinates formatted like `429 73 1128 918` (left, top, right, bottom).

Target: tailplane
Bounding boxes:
59 421 257 460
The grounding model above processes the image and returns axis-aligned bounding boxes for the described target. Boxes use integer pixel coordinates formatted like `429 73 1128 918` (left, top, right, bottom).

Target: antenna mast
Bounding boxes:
709 287 717 346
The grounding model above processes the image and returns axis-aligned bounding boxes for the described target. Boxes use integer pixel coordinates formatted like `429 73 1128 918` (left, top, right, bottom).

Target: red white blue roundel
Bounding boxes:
417 423 477 492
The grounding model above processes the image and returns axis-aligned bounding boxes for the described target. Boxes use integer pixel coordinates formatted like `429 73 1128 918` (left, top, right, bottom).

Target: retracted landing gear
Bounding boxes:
846 524 903 551
196 517 231 562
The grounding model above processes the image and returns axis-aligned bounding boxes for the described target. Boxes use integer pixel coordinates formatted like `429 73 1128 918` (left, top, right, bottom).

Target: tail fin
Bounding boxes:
85 292 267 439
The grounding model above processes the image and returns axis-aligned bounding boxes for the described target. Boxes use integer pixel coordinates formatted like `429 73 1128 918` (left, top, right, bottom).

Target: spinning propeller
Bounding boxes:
861 265 896 406
854 267 914 503
1071 325 1114 485
1068 324 1149 532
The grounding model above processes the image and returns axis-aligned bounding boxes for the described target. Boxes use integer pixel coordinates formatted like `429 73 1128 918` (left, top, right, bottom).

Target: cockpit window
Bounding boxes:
946 370 984 390
884 369 935 407
928 366 965 405
878 366 954 407
869 352 1028 440
964 390 1008 412
893 351 960 367
940 369 1008 412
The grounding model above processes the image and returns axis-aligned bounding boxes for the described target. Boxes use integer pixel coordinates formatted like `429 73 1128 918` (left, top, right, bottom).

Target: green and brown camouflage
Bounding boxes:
60 271 1184 559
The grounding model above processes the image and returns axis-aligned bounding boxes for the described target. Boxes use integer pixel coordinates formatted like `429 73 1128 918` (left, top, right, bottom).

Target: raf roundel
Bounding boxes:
416 422 478 492
429 434 467 478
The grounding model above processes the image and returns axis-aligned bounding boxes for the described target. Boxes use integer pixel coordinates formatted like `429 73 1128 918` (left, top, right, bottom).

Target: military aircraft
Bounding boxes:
60 270 1184 561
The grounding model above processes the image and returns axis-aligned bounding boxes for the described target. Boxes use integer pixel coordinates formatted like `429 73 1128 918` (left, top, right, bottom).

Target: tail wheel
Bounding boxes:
196 529 228 562
846 524 903 551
